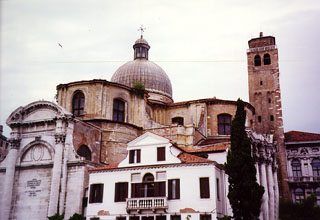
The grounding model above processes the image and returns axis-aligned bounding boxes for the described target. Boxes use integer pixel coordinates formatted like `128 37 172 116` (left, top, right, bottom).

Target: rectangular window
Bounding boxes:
156 216 166 220
200 215 211 220
129 149 141 164
117 217 126 220
170 215 181 220
114 182 128 202
89 183 104 203
90 218 100 220
130 217 140 220
258 116 262 123
216 178 220 201
270 115 274 121
200 177 210 198
168 179 180 200
157 147 166 161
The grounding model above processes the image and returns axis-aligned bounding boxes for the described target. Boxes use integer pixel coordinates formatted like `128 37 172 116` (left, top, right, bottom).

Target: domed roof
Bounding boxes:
111 59 172 97
111 37 172 98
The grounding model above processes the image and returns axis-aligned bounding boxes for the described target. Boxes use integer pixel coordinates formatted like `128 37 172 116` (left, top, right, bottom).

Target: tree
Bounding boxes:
68 213 85 220
224 99 264 220
47 213 64 220
279 194 320 220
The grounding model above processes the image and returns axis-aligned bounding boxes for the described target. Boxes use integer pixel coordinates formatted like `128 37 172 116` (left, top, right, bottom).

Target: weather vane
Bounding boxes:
138 25 146 38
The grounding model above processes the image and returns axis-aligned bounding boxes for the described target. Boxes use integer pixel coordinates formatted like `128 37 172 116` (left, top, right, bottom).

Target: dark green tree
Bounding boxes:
224 99 264 220
47 213 64 220
68 213 85 220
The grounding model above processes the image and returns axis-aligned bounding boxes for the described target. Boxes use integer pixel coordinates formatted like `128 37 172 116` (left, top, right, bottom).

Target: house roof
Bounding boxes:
187 144 228 153
91 152 216 172
177 152 212 163
285 131 320 142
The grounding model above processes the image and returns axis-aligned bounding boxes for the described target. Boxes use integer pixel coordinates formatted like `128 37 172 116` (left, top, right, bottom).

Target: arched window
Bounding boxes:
142 173 155 197
113 99 125 122
263 53 271 65
292 159 302 177
254 55 261 66
218 114 231 135
172 117 184 126
295 188 304 203
72 91 85 116
77 145 91 161
312 159 320 176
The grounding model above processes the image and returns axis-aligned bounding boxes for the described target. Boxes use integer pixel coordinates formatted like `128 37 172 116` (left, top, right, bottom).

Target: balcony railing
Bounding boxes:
288 176 320 183
126 197 168 213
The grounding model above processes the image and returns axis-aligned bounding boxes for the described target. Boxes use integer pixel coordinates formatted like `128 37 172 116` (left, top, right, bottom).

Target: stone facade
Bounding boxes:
285 131 320 204
0 125 9 161
0 101 101 220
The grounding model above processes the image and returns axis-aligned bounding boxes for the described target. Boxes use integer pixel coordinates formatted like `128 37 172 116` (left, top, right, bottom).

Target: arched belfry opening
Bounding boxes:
77 145 92 161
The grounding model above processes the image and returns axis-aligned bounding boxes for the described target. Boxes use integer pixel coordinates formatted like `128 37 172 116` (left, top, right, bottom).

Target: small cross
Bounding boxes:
138 25 146 38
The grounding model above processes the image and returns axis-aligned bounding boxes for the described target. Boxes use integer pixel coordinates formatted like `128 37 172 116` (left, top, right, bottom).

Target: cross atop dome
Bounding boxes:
138 25 146 38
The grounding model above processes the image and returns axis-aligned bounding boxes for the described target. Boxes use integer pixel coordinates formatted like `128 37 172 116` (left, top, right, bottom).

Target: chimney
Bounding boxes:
259 32 263 38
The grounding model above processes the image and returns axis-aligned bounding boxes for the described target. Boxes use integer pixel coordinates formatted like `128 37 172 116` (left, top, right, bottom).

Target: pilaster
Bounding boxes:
1 138 21 220
47 133 65 216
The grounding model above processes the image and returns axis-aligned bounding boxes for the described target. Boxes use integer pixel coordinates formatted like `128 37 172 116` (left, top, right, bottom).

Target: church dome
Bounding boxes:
111 37 173 99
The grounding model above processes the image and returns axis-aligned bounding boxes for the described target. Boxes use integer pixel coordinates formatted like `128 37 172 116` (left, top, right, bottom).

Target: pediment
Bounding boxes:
6 101 72 125
128 132 170 148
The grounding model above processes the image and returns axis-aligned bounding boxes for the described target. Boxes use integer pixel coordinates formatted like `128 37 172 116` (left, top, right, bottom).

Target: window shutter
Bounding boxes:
137 149 141 163
89 185 94 203
124 182 128 201
98 184 104 202
131 183 136 198
168 180 172 199
114 183 119 202
200 178 210 198
129 150 134 163
176 179 180 199
157 147 165 161
159 182 166 197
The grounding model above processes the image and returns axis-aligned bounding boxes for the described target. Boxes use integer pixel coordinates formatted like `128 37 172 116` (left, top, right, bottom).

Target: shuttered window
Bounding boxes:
157 147 166 161
170 215 181 220
200 215 211 220
156 216 166 220
129 149 141 164
168 179 180 200
200 177 210 198
89 183 104 203
114 182 128 202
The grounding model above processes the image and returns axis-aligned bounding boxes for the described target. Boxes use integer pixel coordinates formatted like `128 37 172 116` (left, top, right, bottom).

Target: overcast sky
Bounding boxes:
1 0 319 137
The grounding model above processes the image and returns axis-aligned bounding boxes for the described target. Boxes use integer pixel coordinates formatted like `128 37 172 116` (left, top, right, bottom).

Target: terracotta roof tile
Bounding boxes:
187 144 228 153
285 131 320 142
178 152 212 163
92 163 119 171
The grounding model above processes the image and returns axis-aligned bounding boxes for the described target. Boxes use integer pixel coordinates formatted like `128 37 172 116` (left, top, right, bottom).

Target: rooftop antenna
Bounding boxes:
138 25 146 38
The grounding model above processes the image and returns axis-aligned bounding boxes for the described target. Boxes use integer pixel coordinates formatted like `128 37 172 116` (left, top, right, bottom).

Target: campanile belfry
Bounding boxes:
247 32 290 200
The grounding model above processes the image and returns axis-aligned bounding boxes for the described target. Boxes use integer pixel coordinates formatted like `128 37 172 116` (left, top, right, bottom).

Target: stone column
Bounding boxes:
47 133 65 216
260 161 269 220
273 167 279 220
1 138 20 220
267 161 275 220
256 162 263 220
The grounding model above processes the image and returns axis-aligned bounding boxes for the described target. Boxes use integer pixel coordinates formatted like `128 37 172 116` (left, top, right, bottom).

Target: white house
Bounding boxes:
86 132 231 220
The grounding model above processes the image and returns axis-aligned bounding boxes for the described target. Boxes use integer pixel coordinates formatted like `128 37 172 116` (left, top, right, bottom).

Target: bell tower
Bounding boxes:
247 32 290 199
